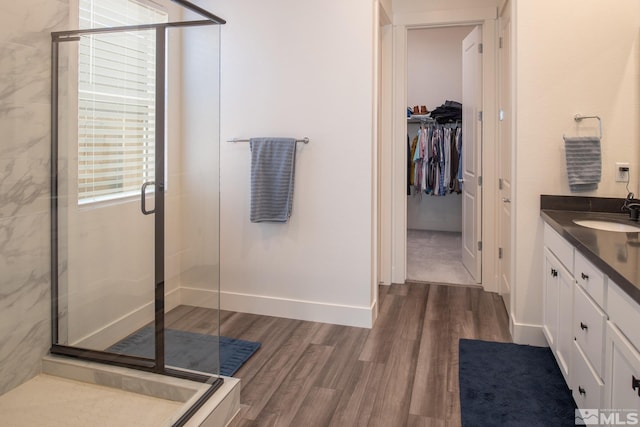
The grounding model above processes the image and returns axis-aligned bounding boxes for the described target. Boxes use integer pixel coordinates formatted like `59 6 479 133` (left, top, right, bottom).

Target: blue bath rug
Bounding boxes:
108 327 260 377
459 339 576 427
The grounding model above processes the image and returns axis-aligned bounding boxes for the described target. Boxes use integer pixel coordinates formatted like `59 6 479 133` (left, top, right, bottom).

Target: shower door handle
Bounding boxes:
141 181 156 215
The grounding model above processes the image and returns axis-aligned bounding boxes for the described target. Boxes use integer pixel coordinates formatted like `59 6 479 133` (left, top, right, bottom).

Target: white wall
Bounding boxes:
406 26 473 232
209 0 377 327
407 26 473 109
512 0 640 343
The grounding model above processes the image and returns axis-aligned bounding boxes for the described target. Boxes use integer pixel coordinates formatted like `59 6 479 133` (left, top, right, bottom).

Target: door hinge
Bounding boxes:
499 37 503 49
478 176 483 186
478 111 483 122
478 241 483 251
499 178 503 190
498 247 503 259
478 43 483 54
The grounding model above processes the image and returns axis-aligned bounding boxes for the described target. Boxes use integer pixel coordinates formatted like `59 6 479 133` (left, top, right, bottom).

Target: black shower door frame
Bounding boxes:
50 17 223 399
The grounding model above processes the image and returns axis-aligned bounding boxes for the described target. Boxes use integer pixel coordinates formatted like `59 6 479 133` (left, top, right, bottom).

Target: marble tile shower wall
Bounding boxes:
0 1 69 395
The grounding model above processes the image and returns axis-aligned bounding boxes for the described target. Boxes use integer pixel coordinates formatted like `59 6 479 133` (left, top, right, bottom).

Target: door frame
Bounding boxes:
384 7 500 292
498 0 516 329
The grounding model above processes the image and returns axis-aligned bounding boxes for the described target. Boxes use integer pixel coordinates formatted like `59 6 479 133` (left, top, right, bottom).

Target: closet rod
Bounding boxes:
228 137 310 144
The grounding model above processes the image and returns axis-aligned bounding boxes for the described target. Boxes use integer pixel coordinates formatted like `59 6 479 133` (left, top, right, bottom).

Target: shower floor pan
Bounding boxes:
0 355 240 427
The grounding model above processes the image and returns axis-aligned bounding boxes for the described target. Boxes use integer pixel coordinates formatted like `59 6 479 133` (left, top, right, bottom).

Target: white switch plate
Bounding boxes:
616 162 630 182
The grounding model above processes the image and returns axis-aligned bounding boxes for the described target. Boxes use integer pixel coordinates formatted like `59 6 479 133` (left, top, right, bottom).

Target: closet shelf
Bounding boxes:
408 115 435 123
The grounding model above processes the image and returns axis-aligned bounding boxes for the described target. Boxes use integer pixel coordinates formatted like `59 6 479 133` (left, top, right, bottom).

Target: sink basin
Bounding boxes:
573 219 640 232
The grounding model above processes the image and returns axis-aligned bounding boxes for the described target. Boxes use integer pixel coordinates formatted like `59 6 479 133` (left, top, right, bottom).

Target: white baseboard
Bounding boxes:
73 288 181 349
180 287 219 309
510 313 547 346
219 290 374 328
73 286 376 349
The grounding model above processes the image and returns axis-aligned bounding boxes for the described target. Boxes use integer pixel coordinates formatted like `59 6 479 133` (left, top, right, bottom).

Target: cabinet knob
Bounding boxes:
580 322 588 331
551 268 558 278
581 272 589 280
633 375 640 395
578 386 586 396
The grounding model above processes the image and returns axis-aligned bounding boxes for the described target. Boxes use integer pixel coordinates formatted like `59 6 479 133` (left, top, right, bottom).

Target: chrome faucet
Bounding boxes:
623 193 640 221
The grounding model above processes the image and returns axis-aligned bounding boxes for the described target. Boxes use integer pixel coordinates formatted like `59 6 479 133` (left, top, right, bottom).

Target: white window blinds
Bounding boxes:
77 0 167 203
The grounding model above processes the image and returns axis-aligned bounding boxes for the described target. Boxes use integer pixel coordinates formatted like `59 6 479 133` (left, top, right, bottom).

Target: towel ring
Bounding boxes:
573 114 603 139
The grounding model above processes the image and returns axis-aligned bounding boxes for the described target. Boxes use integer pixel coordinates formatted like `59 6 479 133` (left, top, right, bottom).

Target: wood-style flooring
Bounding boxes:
165 283 512 427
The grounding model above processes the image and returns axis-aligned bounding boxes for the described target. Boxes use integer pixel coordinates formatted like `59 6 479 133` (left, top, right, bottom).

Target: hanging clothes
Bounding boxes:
410 121 462 196
407 135 412 195
450 127 462 193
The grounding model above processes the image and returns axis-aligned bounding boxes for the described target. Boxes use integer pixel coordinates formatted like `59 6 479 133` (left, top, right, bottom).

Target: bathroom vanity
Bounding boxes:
541 195 640 414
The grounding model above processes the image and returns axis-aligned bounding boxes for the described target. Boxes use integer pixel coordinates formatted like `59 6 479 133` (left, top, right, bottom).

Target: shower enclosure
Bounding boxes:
50 0 225 420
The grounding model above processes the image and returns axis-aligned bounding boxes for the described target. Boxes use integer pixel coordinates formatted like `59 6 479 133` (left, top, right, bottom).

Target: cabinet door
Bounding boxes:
543 248 559 349
557 260 573 383
605 322 640 414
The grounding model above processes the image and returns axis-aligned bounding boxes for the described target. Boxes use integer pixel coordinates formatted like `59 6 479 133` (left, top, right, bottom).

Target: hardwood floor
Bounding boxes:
167 283 512 427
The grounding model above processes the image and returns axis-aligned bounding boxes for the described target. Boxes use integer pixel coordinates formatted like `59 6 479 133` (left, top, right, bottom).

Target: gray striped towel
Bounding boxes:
564 136 601 192
249 137 297 223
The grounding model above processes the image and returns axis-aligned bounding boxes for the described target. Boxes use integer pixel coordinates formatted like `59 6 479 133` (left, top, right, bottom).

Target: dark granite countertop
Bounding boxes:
540 195 640 306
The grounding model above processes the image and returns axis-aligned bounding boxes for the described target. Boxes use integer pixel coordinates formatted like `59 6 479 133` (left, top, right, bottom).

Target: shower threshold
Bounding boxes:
0 355 240 427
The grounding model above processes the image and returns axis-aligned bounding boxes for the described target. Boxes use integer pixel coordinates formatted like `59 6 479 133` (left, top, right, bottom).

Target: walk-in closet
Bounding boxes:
406 25 477 286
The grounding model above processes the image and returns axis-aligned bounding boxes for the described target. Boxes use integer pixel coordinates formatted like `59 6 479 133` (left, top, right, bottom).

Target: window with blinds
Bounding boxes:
77 0 167 204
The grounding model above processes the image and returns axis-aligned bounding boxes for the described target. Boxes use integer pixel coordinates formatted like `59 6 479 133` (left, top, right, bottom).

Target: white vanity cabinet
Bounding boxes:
605 281 640 413
543 224 574 383
542 208 640 417
542 223 609 409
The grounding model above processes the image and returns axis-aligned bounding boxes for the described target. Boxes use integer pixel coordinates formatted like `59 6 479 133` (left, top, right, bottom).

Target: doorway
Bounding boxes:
383 8 500 295
405 25 481 286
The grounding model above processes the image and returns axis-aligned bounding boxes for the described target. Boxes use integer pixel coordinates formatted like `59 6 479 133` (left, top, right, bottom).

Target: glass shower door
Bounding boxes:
161 23 221 377
54 29 160 362
53 22 222 379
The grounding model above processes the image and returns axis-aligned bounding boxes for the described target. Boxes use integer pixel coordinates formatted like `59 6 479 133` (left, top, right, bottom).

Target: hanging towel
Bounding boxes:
249 137 297 223
564 136 601 192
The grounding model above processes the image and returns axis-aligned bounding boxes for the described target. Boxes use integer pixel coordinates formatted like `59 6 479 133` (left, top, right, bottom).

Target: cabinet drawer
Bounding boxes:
572 340 604 410
574 283 607 378
608 280 640 352
544 223 574 271
575 251 606 309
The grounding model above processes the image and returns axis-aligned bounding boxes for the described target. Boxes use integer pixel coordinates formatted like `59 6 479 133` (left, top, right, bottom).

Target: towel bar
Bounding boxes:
574 114 603 139
228 137 310 144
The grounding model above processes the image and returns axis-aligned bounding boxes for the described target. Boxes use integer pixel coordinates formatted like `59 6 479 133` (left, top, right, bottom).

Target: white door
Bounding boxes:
461 26 482 283
498 3 513 313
